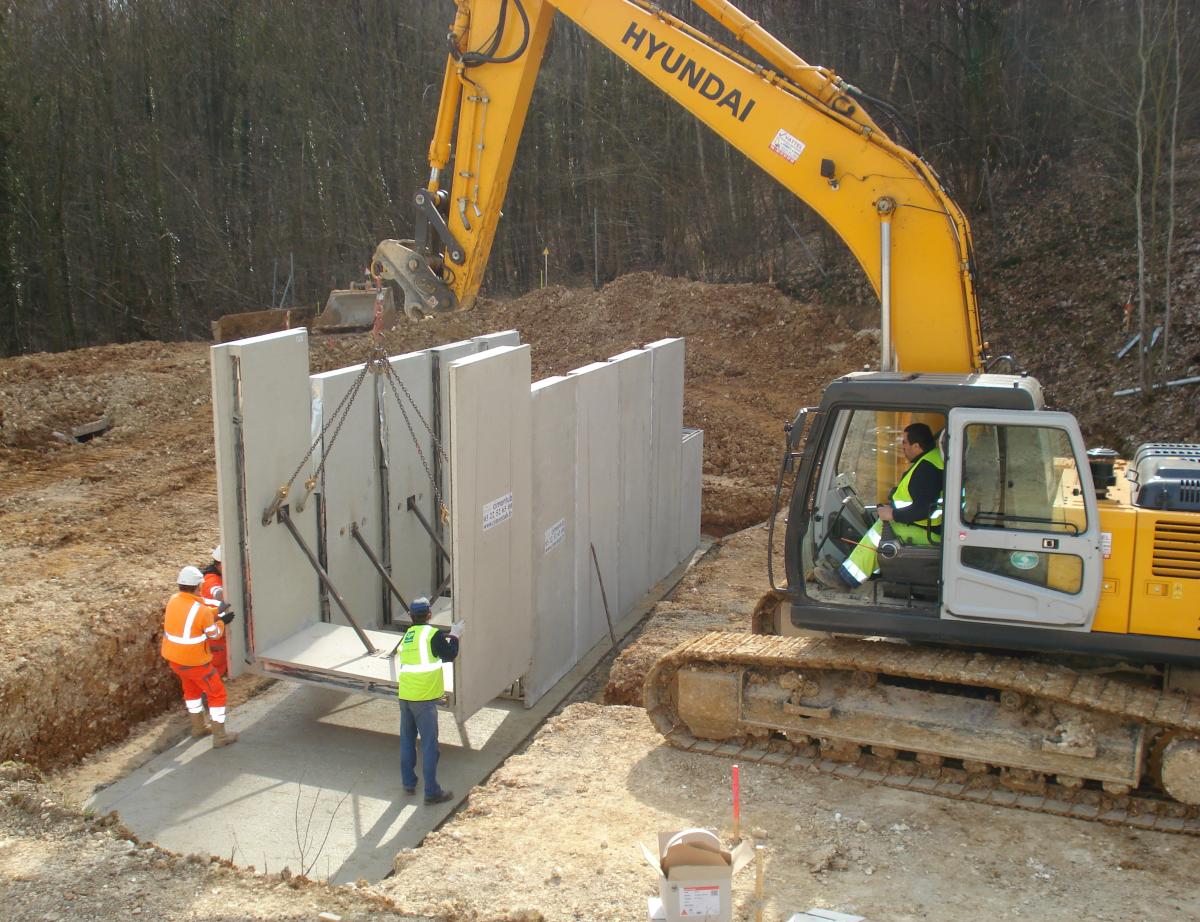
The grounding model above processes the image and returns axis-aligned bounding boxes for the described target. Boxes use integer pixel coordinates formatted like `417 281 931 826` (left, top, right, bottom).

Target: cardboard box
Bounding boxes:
642 829 755 921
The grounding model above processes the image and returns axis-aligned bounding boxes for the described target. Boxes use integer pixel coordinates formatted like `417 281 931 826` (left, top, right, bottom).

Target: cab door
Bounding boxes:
942 409 1102 628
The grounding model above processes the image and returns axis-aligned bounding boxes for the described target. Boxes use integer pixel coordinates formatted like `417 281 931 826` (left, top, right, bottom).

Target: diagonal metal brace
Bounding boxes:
433 571 452 601
407 495 452 565
276 506 377 655
350 523 411 616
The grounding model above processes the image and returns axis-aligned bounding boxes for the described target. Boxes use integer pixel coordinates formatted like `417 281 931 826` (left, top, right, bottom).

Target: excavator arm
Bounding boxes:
382 0 985 374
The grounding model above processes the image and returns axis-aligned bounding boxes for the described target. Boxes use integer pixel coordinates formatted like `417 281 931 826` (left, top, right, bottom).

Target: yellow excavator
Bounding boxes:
375 0 1200 830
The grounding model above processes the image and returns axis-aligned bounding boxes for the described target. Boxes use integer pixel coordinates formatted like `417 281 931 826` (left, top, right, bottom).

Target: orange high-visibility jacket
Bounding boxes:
161 591 223 667
200 571 223 606
199 572 227 655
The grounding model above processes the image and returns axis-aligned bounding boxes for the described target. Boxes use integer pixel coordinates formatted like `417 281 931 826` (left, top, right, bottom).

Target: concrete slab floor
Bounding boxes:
91 683 529 884
88 553 701 885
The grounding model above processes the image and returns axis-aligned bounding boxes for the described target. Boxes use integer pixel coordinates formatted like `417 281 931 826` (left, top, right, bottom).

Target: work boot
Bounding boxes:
211 720 239 748
812 561 851 591
189 712 211 739
424 789 454 806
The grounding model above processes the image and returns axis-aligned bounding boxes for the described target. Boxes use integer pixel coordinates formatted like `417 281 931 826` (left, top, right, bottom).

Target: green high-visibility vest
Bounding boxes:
890 446 945 529
397 623 444 701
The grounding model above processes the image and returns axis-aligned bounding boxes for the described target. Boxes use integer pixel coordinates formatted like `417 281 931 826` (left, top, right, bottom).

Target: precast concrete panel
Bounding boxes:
311 365 382 630
647 338 685 582
566 361 620 662
211 329 320 673
607 349 653 616
449 345 533 722
525 374 577 705
472 330 521 352
680 428 704 563
431 340 479 589
431 339 478 464
382 350 437 617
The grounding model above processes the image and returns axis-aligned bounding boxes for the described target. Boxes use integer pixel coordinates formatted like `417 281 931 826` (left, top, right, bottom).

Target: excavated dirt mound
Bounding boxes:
0 273 859 771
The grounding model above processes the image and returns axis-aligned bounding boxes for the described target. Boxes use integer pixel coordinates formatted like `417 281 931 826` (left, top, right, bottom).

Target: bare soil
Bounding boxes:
2 151 1199 919
9 523 1200 921
379 701 1200 922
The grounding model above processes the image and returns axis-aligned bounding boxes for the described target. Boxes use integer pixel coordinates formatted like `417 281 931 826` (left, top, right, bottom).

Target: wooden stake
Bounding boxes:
754 844 765 922
732 763 741 840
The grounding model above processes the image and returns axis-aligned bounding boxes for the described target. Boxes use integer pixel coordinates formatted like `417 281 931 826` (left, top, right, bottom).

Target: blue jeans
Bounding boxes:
399 697 442 799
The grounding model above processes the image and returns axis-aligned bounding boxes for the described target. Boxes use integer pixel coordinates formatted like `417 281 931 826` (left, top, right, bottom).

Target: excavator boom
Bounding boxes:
388 0 984 374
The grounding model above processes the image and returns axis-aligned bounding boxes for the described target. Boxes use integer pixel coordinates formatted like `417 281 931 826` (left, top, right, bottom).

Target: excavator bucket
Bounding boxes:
312 285 400 333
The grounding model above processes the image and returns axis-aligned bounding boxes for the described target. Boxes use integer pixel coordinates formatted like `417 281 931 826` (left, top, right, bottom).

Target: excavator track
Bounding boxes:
645 631 1200 834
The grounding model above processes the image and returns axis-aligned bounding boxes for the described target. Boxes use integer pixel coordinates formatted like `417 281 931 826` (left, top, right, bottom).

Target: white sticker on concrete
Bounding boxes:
770 127 805 163
680 884 720 916
482 492 514 530
544 518 566 553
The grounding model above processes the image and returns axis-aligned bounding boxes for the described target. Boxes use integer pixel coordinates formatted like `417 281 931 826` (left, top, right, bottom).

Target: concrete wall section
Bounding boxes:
382 350 438 618
211 329 320 676
431 340 479 462
567 361 620 662
430 340 478 588
647 338 684 583
448 345 533 722
525 375 577 705
212 330 688 708
311 364 382 630
679 428 704 564
607 349 653 616
472 330 521 352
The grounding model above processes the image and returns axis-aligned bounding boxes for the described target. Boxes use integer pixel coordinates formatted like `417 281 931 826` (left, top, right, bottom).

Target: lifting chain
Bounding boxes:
262 340 453 527
378 353 451 523
366 265 449 521
261 358 374 525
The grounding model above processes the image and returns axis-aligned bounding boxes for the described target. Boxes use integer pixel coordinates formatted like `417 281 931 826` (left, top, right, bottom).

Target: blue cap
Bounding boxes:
411 596 431 614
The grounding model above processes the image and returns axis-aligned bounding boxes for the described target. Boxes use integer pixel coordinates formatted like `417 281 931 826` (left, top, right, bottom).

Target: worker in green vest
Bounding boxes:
396 597 462 805
815 422 944 590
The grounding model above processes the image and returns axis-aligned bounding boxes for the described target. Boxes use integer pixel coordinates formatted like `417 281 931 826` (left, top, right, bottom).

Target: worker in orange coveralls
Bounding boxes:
199 546 227 676
161 566 239 748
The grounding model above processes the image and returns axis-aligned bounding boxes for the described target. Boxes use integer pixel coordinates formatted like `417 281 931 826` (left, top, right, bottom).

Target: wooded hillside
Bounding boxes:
0 0 1195 364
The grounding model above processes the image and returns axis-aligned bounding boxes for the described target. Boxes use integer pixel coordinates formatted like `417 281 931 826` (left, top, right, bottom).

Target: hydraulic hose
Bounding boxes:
451 0 531 68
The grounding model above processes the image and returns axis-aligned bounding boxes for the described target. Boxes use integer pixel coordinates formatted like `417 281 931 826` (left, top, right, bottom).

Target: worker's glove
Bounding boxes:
450 620 466 639
219 608 236 625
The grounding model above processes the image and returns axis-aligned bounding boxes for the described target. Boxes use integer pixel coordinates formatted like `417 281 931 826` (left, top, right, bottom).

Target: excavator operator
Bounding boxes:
816 423 945 590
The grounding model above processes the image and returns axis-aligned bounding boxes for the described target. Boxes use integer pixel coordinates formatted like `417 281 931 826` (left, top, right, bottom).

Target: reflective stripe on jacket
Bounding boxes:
199 572 227 650
397 623 445 701
200 571 223 605
161 591 222 667
889 446 945 529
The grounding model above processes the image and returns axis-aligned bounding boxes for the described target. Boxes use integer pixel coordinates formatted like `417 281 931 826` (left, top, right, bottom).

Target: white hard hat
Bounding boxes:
177 565 203 587
211 545 222 563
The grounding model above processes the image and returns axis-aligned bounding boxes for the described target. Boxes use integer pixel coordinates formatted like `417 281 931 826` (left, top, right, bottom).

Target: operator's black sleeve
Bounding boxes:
890 457 944 526
431 631 459 663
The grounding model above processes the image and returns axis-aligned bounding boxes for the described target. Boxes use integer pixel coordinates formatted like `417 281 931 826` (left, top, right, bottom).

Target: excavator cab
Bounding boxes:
807 406 947 603
780 372 1107 654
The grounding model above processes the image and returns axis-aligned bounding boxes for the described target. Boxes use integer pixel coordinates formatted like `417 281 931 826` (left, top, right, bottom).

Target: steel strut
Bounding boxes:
407 495 452 565
277 506 377 655
350 522 412 615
